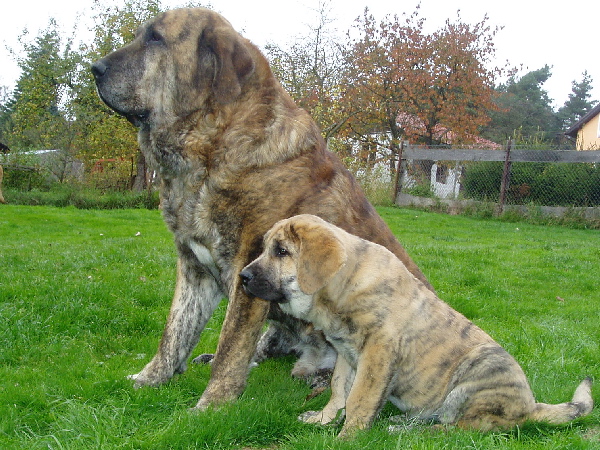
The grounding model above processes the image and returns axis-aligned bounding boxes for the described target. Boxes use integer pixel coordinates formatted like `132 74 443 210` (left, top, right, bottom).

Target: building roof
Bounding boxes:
565 103 600 137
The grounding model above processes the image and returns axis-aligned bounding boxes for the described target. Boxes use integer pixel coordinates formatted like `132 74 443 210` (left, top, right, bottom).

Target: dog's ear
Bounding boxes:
295 221 347 295
201 24 255 104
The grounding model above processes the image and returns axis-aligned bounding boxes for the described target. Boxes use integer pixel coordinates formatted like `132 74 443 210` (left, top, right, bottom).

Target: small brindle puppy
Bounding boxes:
241 214 593 437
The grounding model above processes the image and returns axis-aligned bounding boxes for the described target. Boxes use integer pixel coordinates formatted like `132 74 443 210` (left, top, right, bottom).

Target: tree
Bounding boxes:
484 66 558 144
0 86 15 146
0 19 86 183
557 71 597 131
341 7 505 172
71 0 163 190
7 20 75 151
265 0 346 142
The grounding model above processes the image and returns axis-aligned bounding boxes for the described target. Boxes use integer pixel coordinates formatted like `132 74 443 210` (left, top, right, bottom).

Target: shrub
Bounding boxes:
2 166 52 191
405 182 434 198
87 159 134 192
462 161 600 207
3 184 160 209
462 161 502 202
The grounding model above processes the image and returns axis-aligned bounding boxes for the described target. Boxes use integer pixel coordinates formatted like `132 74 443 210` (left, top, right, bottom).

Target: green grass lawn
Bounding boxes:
0 205 598 449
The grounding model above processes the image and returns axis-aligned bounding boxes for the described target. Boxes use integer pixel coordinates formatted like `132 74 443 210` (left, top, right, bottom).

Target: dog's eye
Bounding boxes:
275 246 289 257
146 29 163 44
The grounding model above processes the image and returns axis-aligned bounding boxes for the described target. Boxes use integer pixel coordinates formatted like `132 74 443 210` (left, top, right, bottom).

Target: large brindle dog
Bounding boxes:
241 214 593 437
91 7 431 409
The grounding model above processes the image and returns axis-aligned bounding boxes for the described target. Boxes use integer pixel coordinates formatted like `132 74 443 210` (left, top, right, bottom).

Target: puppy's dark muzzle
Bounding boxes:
239 268 286 303
239 269 254 290
239 268 263 299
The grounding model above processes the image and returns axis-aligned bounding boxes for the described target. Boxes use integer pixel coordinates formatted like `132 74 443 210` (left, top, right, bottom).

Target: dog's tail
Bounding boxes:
529 377 593 425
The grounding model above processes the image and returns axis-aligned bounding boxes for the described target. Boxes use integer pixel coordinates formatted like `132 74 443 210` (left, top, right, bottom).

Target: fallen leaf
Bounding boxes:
305 386 327 401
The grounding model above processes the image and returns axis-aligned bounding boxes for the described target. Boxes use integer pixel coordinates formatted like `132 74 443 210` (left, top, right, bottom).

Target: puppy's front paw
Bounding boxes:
298 410 324 424
299 408 342 425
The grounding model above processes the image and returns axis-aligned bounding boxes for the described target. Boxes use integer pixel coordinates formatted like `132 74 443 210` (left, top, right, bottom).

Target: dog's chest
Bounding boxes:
160 177 212 238
161 178 214 236
160 177 242 285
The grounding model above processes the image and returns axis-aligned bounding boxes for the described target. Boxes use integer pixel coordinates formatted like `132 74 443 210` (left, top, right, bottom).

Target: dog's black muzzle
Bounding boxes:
91 60 108 80
91 59 149 127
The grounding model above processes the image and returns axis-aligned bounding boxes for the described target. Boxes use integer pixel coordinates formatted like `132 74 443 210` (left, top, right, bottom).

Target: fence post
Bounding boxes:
0 165 5 204
497 139 513 215
393 140 406 202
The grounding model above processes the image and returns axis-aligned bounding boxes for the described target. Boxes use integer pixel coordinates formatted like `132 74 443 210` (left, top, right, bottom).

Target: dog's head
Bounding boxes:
240 215 347 318
91 7 255 128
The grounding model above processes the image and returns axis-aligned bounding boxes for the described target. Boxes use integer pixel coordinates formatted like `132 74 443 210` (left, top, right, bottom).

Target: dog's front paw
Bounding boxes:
298 410 324 424
127 372 155 389
192 353 215 365
127 367 172 389
190 400 210 412
126 372 146 389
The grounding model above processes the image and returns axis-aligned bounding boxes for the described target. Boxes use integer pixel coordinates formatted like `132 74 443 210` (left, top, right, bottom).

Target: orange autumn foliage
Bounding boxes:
342 7 510 148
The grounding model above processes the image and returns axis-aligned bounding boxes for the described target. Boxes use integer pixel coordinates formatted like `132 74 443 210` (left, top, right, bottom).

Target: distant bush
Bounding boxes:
2 166 53 191
461 161 502 202
462 161 600 207
3 184 160 209
87 159 133 192
405 182 434 198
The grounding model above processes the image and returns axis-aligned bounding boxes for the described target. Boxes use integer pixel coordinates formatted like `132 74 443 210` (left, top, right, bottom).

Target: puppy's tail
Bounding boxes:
529 377 593 425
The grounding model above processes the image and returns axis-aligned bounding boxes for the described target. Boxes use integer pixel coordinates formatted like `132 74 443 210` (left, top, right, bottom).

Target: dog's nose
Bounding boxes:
91 60 108 79
239 269 254 287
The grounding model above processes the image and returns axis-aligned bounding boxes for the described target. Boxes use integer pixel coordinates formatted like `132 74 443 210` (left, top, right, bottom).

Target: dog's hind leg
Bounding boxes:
427 384 471 425
130 253 223 388
431 344 539 431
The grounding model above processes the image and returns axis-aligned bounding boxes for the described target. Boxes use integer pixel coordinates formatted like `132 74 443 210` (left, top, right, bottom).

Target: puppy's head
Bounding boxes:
240 215 347 317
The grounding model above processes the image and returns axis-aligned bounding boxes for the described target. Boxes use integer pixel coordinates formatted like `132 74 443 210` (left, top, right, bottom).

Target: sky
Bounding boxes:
0 0 597 109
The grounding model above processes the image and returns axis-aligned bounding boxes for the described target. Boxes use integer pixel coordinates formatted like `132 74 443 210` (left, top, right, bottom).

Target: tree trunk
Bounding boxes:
131 150 147 192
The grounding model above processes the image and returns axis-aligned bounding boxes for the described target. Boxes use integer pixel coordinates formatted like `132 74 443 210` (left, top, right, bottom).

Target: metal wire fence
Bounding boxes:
401 159 600 207
395 145 600 217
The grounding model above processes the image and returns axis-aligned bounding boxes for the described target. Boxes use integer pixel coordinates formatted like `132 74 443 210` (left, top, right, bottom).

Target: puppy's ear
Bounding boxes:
296 223 347 295
201 24 255 104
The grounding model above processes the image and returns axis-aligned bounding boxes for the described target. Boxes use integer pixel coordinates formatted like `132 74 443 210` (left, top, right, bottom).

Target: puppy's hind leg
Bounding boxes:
427 384 471 425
